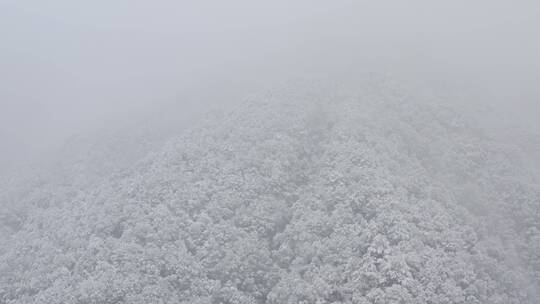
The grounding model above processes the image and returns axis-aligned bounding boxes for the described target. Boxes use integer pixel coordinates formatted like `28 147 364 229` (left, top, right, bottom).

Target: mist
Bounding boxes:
1 1 540 303
2 0 539 168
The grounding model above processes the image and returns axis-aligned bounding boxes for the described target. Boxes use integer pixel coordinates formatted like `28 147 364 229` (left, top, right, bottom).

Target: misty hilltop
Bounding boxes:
1 78 539 303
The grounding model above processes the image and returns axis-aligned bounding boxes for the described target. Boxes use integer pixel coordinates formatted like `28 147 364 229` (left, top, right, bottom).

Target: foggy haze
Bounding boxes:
1 1 540 303
2 0 539 168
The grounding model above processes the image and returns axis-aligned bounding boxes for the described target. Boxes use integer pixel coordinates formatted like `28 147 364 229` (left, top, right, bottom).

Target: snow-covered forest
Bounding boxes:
1 1 539 303
1 77 539 303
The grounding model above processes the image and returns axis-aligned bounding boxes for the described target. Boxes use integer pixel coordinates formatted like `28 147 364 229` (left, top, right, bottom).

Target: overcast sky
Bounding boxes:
1 0 539 167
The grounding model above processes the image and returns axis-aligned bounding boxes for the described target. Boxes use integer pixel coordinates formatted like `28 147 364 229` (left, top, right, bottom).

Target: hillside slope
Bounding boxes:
1 79 539 303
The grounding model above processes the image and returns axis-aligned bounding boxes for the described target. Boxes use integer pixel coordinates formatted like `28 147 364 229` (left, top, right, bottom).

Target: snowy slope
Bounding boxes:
1 78 539 303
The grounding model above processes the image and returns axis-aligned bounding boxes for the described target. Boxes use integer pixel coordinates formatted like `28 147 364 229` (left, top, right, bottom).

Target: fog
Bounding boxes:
1 0 539 169
1 2 540 303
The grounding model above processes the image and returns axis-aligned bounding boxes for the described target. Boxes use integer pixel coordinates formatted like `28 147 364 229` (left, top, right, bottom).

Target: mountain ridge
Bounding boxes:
1 79 539 303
